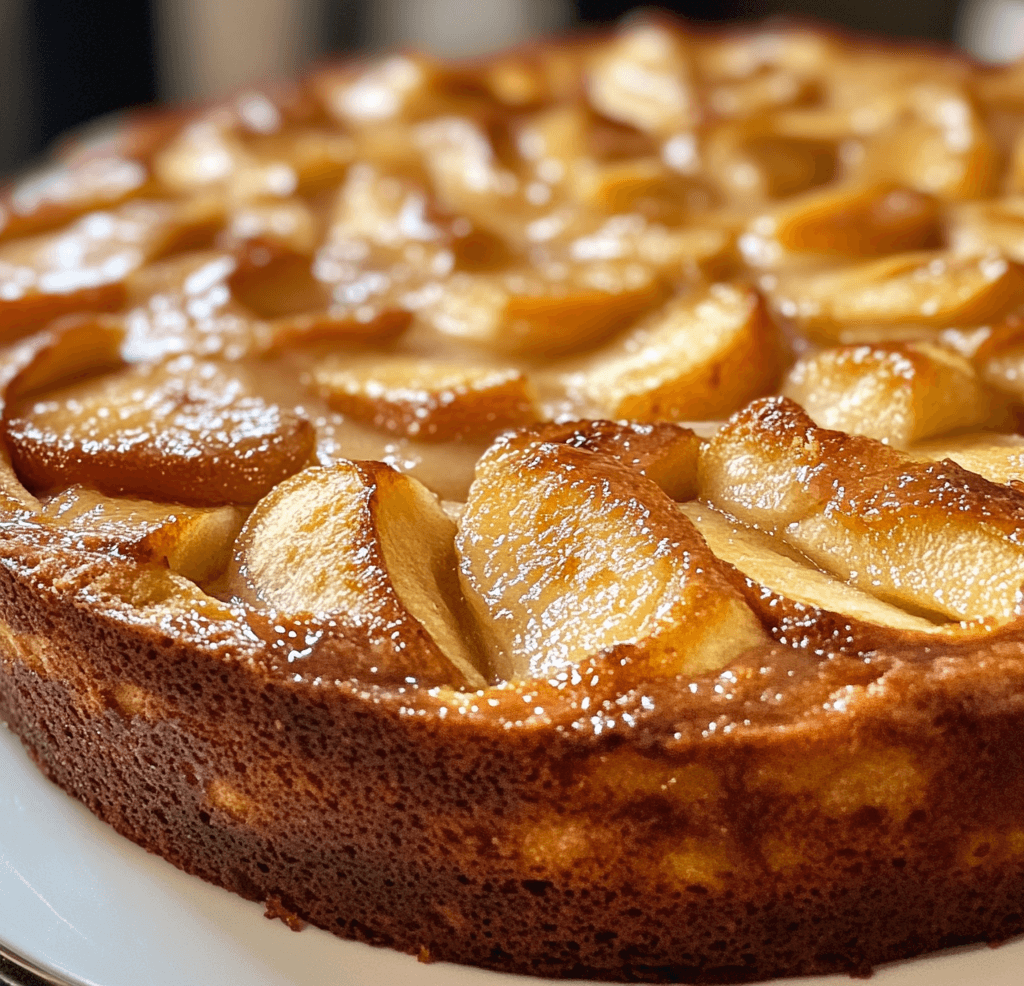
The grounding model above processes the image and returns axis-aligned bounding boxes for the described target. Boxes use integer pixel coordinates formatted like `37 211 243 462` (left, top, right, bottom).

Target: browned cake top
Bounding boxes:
4 18 1024 742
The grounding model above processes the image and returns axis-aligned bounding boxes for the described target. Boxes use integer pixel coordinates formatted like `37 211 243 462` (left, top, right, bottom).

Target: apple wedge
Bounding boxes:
782 341 1002 447
153 117 353 200
313 356 538 441
738 183 939 266
0 199 221 342
507 419 702 501
456 438 768 681
678 501 943 638
420 263 665 357
41 485 245 586
0 155 149 243
585 22 699 134
122 251 267 362
5 358 314 506
564 283 782 421
229 461 486 689
769 251 1024 342
700 396 1024 622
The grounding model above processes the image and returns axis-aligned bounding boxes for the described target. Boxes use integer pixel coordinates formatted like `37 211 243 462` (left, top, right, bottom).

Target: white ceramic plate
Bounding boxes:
2 722 1022 986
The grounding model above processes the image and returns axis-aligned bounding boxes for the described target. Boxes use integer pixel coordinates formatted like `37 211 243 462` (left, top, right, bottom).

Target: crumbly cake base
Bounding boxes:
3 541 1024 983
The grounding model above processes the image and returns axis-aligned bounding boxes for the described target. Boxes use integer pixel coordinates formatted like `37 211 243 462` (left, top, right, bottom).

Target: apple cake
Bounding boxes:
6 17 1024 984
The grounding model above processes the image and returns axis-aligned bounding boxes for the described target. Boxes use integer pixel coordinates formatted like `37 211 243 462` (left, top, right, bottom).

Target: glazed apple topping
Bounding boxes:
783 341 1004 447
40 485 245 587
228 460 486 688
312 355 538 441
560 283 782 421
9 19 1024 691
701 398 1024 623
4 358 315 506
456 435 769 681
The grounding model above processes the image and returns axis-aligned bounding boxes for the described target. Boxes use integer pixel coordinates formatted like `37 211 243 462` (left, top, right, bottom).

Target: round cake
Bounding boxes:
4 16 1024 984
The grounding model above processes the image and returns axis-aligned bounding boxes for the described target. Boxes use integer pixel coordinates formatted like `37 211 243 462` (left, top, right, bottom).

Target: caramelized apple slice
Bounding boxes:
315 54 447 128
678 502 942 635
421 263 665 357
0 199 221 342
701 397 1024 622
122 252 267 362
572 156 707 221
6 358 314 506
783 342 1002 447
219 199 319 258
510 419 702 501
739 183 939 266
565 284 782 421
770 251 1024 342
566 214 730 281
457 438 768 681
705 66 819 119
313 356 538 441
416 116 581 248
42 486 245 585
856 83 999 200
585 22 700 134
704 121 836 203
0 156 149 242
229 461 486 689
0 314 129 514
153 117 352 200
310 165 451 323
0 313 125 409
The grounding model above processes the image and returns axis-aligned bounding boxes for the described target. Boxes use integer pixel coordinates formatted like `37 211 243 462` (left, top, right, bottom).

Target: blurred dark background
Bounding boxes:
0 0 1012 180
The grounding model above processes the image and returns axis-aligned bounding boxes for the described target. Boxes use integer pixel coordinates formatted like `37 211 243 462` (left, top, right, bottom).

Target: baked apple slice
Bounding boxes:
564 284 782 421
0 199 221 342
310 164 450 326
856 82 999 200
122 252 265 361
229 461 486 689
313 356 538 441
416 116 579 248
153 116 352 200
457 437 768 681
420 263 665 357
769 251 1024 342
510 419 702 501
739 183 939 266
585 21 699 134
41 485 245 586
678 502 942 635
783 341 1002 447
701 397 1024 622
947 197 1024 262
0 155 149 242
0 313 128 514
5 358 314 506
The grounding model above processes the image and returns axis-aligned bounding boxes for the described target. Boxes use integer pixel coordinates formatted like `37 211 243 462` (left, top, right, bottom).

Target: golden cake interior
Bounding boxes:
5 17 1024 983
